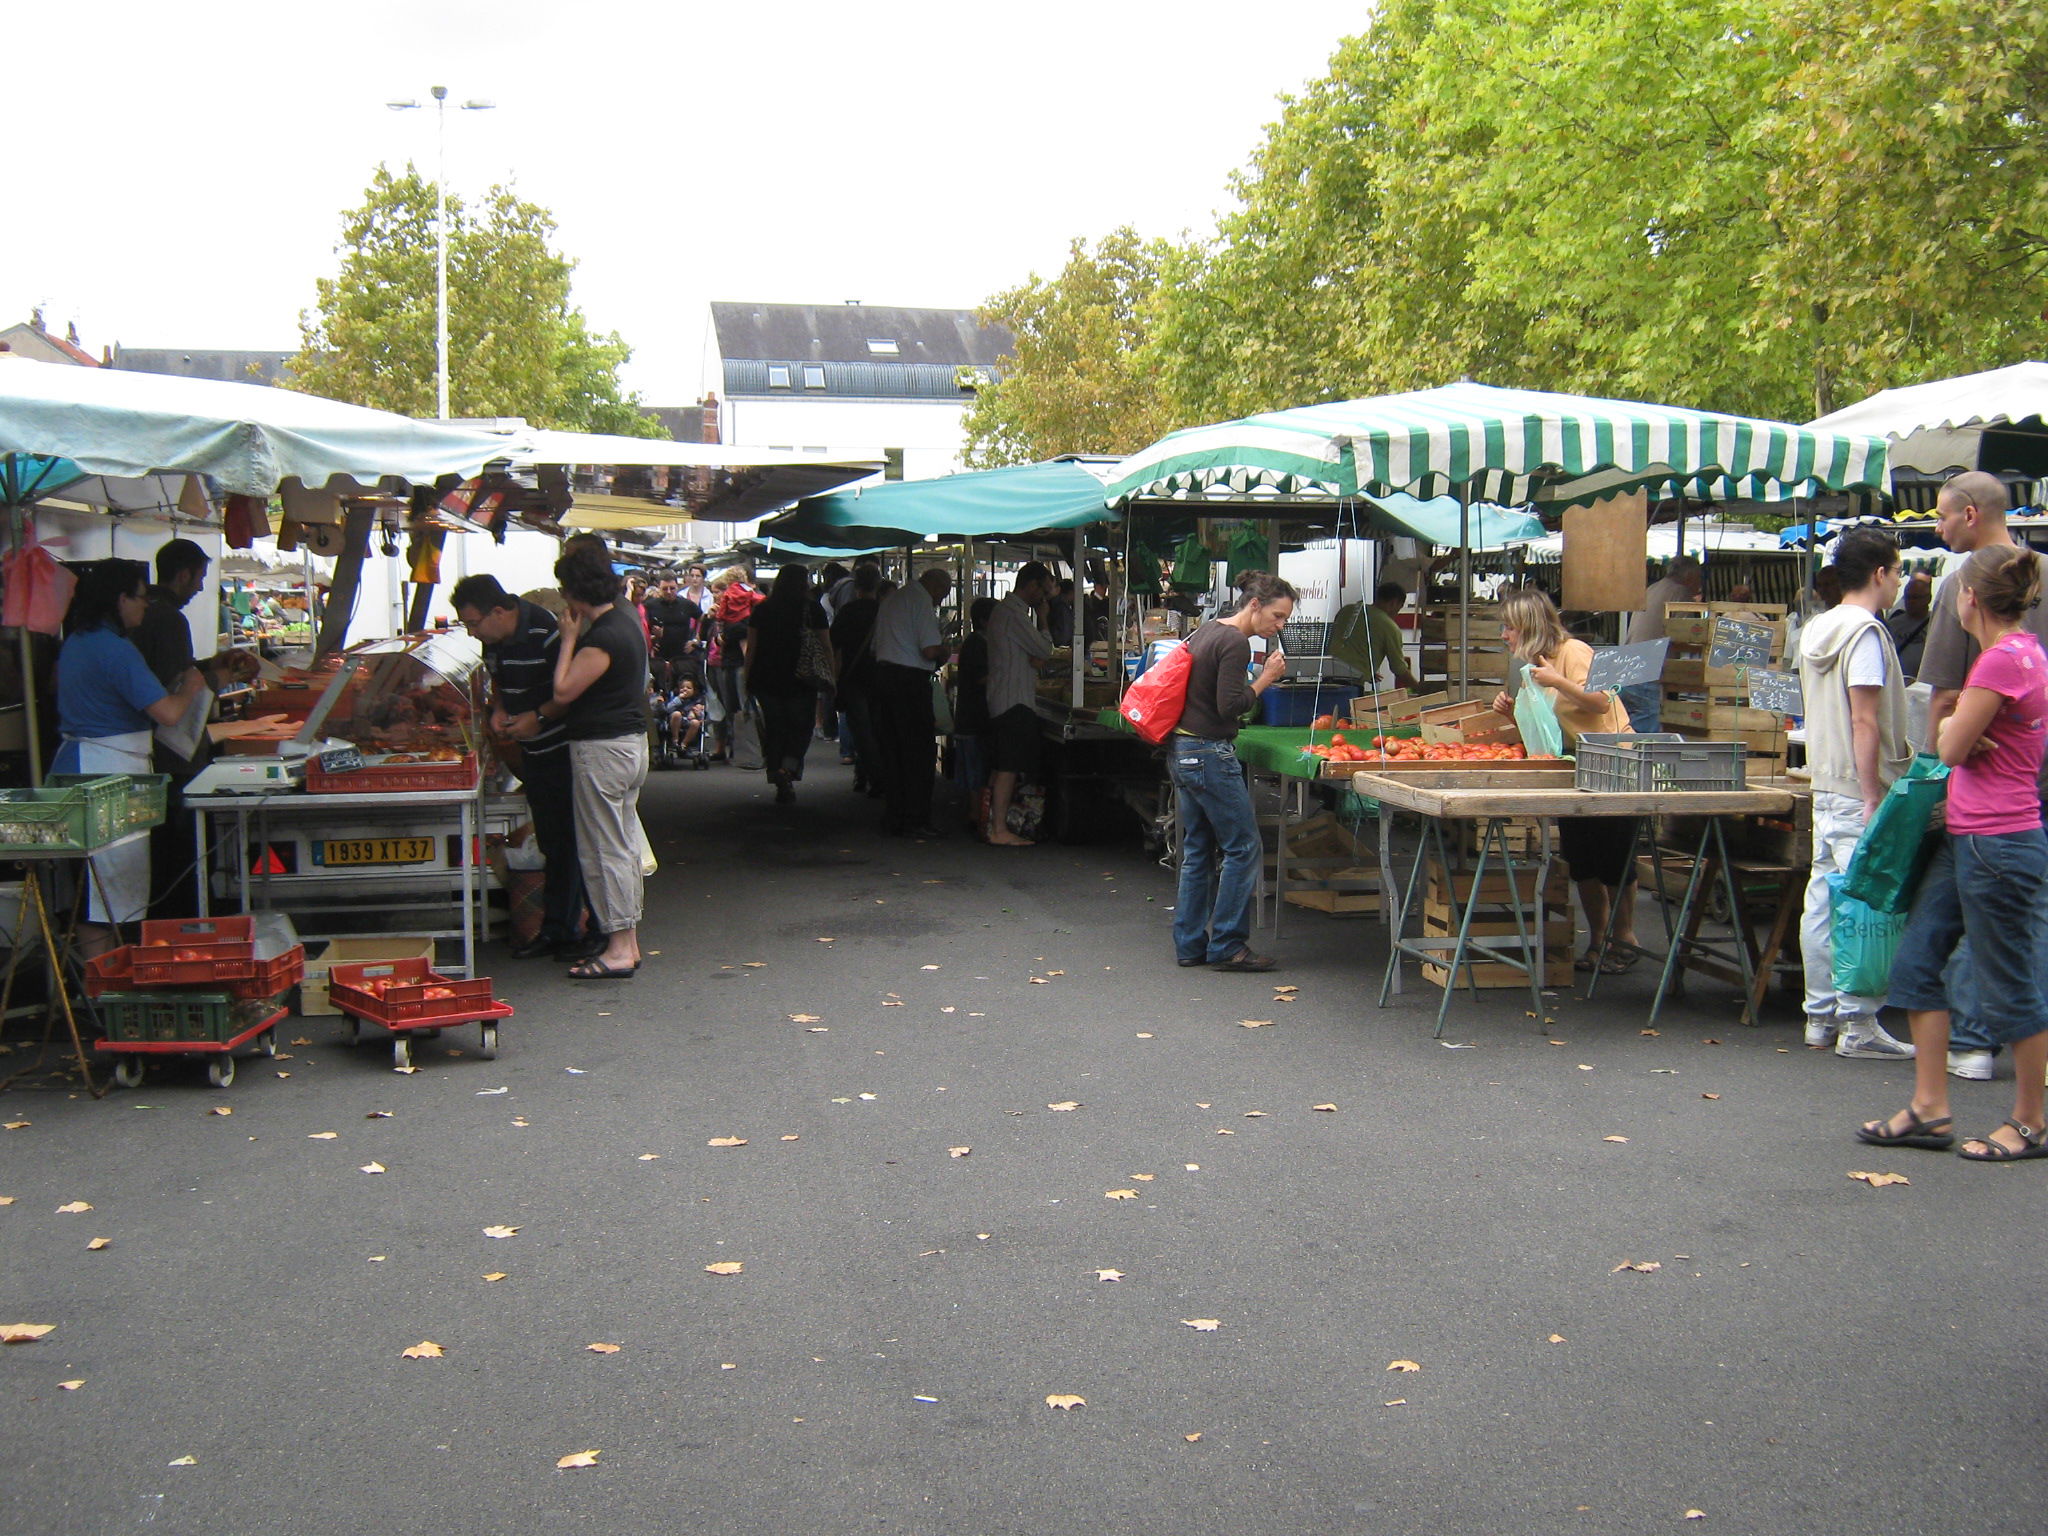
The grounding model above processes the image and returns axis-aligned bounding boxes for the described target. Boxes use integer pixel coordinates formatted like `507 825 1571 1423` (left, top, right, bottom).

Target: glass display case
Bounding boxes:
298 633 486 761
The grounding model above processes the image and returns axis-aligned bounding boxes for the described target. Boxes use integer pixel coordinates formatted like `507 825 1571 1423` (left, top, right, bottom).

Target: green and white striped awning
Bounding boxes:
1105 382 1891 510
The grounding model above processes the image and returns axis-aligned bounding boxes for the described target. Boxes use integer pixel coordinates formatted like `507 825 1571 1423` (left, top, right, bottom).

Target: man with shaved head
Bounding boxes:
1915 470 2048 1082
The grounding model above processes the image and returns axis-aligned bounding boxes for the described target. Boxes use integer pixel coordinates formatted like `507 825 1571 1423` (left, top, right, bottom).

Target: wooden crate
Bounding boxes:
1422 953 1575 989
1284 873 1382 915
1426 863 1569 907
1458 815 1545 856
1421 647 1511 683
1662 602 1788 650
1418 699 1521 745
1420 606 1505 642
1422 895 1571 938
1660 696 1789 735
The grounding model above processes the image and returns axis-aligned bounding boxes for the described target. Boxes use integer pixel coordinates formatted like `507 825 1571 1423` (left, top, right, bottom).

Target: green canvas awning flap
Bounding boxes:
1357 491 1544 548
757 457 1116 550
1106 382 1891 510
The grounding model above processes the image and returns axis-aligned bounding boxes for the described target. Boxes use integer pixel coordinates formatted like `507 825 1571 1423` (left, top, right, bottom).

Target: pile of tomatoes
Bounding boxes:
1302 727 1532 764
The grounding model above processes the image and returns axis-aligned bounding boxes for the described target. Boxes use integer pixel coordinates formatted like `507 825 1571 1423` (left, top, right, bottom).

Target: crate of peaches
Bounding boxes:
326 958 509 1027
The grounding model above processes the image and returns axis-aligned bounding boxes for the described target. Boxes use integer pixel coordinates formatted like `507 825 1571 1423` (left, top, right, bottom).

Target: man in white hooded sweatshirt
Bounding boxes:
1795 528 1916 1059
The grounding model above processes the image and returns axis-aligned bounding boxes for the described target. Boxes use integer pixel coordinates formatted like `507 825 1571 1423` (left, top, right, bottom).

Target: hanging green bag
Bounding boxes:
1828 871 1907 997
1225 523 1270 584
1169 534 1212 592
1840 753 1950 914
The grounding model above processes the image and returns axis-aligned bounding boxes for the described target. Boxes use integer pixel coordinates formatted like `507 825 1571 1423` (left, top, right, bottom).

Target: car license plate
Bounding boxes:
318 837 435 867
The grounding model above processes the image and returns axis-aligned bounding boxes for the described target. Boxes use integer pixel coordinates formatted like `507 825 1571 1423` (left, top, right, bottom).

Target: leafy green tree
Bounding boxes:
961 229 1175 468
292 164 662 435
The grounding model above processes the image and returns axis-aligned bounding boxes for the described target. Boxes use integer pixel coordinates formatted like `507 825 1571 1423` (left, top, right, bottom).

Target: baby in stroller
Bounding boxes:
657 675 711 769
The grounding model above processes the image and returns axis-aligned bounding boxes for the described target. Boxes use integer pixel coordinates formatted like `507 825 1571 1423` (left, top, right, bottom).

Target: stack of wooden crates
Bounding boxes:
1658 601 1791 777
1419 603 1510 687
1421 857 1573 989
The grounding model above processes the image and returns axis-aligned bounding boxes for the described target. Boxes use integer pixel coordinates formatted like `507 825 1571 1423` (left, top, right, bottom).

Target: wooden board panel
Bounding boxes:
1561 489 1648 613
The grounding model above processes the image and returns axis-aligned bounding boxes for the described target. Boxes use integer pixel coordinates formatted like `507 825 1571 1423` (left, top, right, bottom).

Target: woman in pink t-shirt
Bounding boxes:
1860 545 2048 1161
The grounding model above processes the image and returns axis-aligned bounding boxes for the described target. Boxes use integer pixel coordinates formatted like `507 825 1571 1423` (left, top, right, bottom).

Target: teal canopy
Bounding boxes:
0 356 511 498
1355 491 1544 548
1106 381 1891 509
757 458 1115 549
746 535 895 561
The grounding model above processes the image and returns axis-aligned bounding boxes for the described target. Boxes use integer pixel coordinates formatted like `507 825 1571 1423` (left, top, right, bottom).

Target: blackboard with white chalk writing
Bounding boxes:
1708 617 1776 669
1748 668 1804 715
1584 639 1669 694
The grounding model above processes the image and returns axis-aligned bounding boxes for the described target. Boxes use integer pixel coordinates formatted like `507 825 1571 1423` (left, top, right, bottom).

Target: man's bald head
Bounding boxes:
1935 470 2012 553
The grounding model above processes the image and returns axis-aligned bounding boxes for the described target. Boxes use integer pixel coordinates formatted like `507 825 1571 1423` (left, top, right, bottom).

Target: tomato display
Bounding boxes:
1304 734 1539 764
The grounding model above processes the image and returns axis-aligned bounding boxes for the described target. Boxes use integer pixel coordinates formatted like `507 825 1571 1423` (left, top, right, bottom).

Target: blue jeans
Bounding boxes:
1170 737 1262 963
1619 681 1663 737
1889 830 2048 1045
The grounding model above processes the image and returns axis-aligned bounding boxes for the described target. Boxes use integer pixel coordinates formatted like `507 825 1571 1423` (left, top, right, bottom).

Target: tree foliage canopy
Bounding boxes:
291 164 661 436
973 0 2048 463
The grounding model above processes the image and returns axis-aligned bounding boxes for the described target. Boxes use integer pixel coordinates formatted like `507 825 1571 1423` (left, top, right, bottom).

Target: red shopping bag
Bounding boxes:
1118 642 1192 744
2 537 76 636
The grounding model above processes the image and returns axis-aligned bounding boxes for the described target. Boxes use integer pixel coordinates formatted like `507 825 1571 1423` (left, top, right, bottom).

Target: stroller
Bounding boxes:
656 688 713 770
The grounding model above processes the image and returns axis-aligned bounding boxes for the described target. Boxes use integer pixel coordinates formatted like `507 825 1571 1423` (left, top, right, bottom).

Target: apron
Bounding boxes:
53 730 153 926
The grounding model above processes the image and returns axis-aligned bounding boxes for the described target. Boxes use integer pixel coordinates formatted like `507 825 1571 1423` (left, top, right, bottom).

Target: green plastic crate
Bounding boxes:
45 773 132 845
118 773 169 834
0 787 101 853
95 991 278 1045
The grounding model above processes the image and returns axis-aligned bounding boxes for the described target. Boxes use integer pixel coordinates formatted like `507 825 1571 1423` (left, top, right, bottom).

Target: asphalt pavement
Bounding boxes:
4 755 2045 1536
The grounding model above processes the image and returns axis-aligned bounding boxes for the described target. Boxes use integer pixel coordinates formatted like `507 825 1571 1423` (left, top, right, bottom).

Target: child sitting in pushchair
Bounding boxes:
658 675 711 768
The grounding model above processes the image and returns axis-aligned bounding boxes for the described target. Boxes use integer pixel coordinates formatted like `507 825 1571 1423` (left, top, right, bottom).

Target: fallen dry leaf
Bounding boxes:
704 1261 743 1275
366 1110 393 1119
1215 1128 1235 1135
857 1093 877 1101
1703 1037 1722 1045
1387 1359 1421 1373
55 1202 91 1214
1612 1261 1662 1274
741 961 766 968
1602 1136 1629 1144
1549 1333 1567 1343
920 964 940 971
1685 1513 1705 1522
393 1065 418 1074
1243 1110 1268 1118
59 1379 82 1391
1095 1268 1124 1282
586 1342 622 1354
1184 1432 1202 1442
816 937 835 943
1130 1172 1156 1181
482 1225 520 1239
401 1341 444 1359
4 1121 31 1131
1136 1032 1154 1039
556 1450 600 1469
1273 985 1299 994
308 1132 338 1140
0 1196 12 1205
1383 1399 1407 1407
1238 1019 1273 1029
1640 1028 1661 1037
1029 976 1050 985
1105 1189 1139 1201
948 1147 971 1158
86 1238 110 1251
1184 1163 1200 1171
707 1137 748 1148
483 1272 507 1283
1703 1093 1721 1100
788 1014 821 1023
1848 1170 1910 1187
1047 1100 1080 1111
359 1162 386 1174
208 1106 232 1117
0 1323 54 1344
1044 1394 1086 1410
168 1455 196 1466
1182 1319 1221 1332
780 1134 800 1142
1312 1103 1338 1112
638 1153 659 1162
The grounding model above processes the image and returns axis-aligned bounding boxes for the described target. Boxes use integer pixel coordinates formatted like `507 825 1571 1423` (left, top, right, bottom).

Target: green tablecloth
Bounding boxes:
1233 726 1327 780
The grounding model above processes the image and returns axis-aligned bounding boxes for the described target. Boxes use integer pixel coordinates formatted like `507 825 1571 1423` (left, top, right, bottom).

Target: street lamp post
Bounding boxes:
387 86 495 420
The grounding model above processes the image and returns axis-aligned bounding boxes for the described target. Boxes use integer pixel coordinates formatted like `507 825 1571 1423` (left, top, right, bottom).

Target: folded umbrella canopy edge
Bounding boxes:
758 458 1118 548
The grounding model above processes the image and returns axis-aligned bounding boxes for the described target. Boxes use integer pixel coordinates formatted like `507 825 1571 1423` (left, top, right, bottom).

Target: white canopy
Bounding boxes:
1809 361 2048 475
505 427 884 473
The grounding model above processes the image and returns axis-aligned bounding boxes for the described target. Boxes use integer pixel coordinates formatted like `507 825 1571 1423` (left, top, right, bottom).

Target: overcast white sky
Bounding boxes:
3 1 1366 406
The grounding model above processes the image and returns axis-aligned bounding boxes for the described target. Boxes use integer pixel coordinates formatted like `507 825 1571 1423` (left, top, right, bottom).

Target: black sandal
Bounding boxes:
1856 1107 1956 1150
1958 1117 2048 1162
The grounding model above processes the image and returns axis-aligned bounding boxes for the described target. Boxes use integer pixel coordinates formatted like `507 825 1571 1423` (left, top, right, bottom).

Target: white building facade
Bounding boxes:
703 302 1012 483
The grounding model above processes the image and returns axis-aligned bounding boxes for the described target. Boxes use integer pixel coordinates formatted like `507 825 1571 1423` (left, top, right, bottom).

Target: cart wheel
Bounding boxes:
425 1028 444 1039
112 1056 145 1090
341 1014 360 1044
392 1036 412 1071
207 1055 236 1089
479 1023 498 1060
258 1030 278 1058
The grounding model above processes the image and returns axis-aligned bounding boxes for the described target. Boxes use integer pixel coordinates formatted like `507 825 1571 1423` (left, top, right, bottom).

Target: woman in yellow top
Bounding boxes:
1489 588 1640 973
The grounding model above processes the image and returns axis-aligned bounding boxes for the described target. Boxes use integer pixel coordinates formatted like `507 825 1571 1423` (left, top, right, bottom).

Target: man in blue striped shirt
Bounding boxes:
454 575 594 960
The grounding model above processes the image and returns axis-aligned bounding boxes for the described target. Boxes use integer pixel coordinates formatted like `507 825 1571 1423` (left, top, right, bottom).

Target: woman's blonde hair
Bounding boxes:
1499 588 1567 665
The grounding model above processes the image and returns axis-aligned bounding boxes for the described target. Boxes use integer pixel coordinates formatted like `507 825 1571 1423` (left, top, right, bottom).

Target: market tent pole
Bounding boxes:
316 506 377 659
1070 525 1086 707
1457 491 1471 699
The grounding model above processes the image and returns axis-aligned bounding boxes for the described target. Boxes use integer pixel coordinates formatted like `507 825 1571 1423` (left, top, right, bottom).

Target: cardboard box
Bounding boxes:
300 935 438 1015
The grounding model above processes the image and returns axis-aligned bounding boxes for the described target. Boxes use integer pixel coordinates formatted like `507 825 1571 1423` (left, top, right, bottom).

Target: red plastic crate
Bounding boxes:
327 958 501 1025
303 753 478 794
88 943 305 1001
130 916 259 985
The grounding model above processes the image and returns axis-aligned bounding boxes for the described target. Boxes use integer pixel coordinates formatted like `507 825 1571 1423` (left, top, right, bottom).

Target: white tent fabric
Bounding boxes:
506 427 884 472
0 356 511 496
1809 361 2048 475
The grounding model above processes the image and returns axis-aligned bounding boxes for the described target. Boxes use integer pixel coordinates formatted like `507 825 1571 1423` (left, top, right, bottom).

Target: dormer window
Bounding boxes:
866 339 900 356
767 365 791 389
802 365 826 389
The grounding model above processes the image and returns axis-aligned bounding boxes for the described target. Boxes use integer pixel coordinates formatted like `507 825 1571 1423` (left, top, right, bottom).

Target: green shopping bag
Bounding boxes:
1840 753 1949 914
1169 535 1212 592
1828 871 1907 997
1512 664 1566 758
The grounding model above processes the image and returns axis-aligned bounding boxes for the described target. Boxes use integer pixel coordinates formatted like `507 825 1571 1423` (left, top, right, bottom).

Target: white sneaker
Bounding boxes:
1836 1024 1915 1060
1804 1017 1839 1048
1947 1049 1995 1081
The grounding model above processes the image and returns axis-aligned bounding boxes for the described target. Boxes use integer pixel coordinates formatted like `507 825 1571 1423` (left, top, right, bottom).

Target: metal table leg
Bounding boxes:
1648 818 1758 1027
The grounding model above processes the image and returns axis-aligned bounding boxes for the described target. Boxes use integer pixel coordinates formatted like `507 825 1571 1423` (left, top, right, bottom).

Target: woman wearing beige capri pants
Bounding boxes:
536 544 650 979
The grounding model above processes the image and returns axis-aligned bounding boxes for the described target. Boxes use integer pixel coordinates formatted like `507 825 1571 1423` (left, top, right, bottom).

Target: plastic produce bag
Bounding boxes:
1828 871 1906 998
1512 664 1566 758
1841 753 1949 913
1 537 75 636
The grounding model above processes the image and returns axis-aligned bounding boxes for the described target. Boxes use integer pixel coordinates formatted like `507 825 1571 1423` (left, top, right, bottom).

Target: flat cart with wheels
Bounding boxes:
92 1001 288 1089
327 959 511 1069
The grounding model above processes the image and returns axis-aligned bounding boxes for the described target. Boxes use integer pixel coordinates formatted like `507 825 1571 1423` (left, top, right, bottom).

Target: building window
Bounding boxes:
884 448 905 482
802 365 826 390
767 365 791 389
866 339 900 356
802 445 826 454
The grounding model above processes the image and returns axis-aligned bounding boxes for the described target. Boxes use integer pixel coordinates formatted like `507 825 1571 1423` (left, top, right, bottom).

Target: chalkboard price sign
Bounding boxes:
1748 668 1805 716
1708 617 1776 669
1584 638 1669 693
